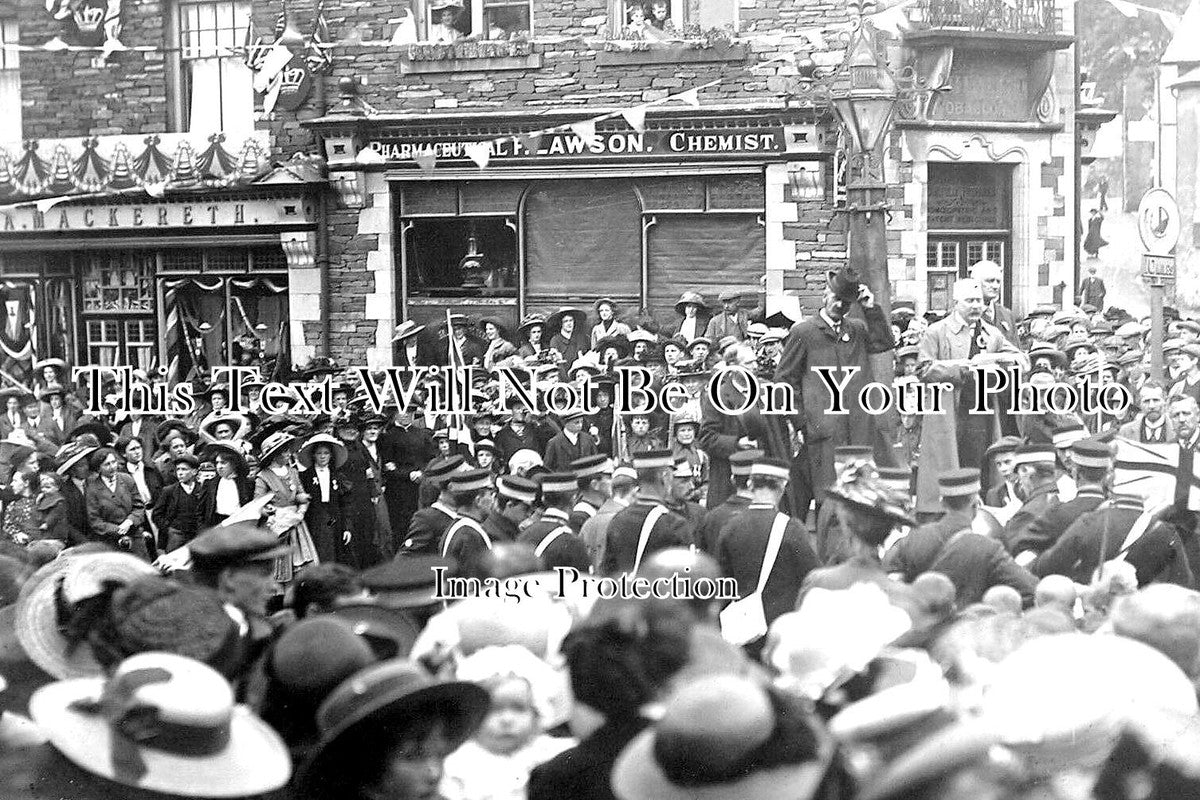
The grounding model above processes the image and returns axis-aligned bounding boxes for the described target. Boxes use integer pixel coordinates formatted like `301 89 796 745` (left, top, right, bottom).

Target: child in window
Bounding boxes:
644 0 678 40
624 3 648 37
442 645 574 800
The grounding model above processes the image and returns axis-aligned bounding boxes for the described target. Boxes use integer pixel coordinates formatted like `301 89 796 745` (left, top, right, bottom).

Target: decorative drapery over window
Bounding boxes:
0 281 35 386
162 276 288 383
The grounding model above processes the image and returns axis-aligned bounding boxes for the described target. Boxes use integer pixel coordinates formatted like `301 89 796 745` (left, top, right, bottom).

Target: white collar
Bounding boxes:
563 428 579 445
819 310 842 330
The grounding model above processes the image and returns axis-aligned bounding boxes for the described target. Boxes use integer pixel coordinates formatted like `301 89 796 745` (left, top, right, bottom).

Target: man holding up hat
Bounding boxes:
774 267 895 498
518 472 592 572
440 469 497 569
601 450 694 575
885 468 1036 607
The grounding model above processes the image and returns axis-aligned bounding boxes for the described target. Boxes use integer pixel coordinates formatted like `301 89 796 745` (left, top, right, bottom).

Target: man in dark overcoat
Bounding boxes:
774 268 894 499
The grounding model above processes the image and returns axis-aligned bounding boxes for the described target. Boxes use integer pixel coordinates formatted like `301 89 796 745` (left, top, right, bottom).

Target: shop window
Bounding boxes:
647 213 764 322
612 0 736 38
0 18 21 143
176 0 253 134
82 253 155 313
405 217 518 298
86 320 120 368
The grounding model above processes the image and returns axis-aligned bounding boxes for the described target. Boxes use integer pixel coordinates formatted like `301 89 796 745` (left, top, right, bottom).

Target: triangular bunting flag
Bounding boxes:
676 88 701 107
413 148 437 171
517 132 543 155
144 181 168 198
34 196 68 214
569 119 598 144
621 105 648 133
43 37 69 51
464 141 491 169
1106 0 1139 16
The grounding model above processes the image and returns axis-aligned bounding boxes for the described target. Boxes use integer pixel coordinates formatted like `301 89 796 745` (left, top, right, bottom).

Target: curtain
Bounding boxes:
163 277 226 380
647 213 764 323
524 179 641 301
230 277 288 359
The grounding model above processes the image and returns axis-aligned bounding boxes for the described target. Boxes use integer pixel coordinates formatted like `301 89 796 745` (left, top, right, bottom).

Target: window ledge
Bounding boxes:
597 42 747 66
399 42 543 74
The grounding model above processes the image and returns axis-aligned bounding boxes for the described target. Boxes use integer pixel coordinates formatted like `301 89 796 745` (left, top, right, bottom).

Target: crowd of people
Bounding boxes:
0 259 1197 799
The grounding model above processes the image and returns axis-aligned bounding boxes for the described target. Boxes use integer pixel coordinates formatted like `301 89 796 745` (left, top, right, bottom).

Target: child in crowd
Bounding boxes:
442 645 574 800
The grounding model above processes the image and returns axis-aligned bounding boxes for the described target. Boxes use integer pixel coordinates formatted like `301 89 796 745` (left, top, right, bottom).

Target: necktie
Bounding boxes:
969 321 984 358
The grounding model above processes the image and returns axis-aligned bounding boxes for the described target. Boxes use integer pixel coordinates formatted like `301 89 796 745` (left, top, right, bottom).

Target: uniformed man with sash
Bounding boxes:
518 472 592 572
398 454 465 557
695 449 761 555
601 450 694 575
568 454 613 533
439 468 497 569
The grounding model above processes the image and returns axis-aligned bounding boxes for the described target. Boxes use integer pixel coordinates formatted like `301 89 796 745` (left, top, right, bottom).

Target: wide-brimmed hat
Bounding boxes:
33 357 68 373
300 661 488 799
299 357 341 379
327 603 422 661
824 461 913 527
55 442 99 476
391 319 427 343
30 652 291 798
258 431 298 466
594 334 631 359
296 433 348 469
67 419 114 447
16 551 158 680
479 316 509 337
1028 345 1068 370
200 440 248 473
201 412 248 439
36 383 67 402
155 419 198 448
674 291 708 315
517 313 546 337
546 307 587 334
627 328 657 345
593 297 619 313
611 674 833 800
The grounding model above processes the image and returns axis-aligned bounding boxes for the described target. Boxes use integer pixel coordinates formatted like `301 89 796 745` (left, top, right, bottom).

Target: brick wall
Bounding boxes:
19 0 171 138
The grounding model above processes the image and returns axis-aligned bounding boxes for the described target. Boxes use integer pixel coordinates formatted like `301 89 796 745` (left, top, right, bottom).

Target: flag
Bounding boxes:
1113 437 1200 509
306 1 334 75
445 310 475 457
621 105 648 133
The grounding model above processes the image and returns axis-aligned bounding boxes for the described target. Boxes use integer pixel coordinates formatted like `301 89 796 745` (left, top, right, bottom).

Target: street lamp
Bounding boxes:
794 0 941 318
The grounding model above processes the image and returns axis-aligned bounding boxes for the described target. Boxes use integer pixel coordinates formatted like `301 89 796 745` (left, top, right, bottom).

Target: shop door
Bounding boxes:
925 163 1013 313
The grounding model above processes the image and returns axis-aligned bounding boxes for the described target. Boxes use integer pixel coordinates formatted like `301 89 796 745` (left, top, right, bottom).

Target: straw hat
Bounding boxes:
30 652 291 797
15 552 158 680
296 433 348 470
258 431 298 466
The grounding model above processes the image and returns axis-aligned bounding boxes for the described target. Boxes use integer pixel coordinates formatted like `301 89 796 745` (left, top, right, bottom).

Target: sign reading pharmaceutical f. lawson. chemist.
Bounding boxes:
0 198 313 233
366 127 793 164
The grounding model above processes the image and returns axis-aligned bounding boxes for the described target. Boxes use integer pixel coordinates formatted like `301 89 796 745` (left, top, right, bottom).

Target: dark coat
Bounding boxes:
493 423 545 466
884 510 1037 606
60 478 90 545
601 499 693 575
716 505 819 627
1033 504 1191 587
543 430 598 473
84 473 148 557
983 302 1020 346
340 439 384 567
528 717 650 800
299 467 353 566
36 494 76 543
197 475 254 529
152 480 205 544
694 494 751 555
117 417 160 455
773 306 894 491
1010 486 1107 557
440 514 493 567
380 423 437 539
518 510 592 573
398 502 456 557
1002 481 1060 553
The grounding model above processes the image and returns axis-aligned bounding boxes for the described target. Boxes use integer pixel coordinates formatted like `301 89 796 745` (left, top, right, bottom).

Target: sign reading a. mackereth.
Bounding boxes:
367 128 786 164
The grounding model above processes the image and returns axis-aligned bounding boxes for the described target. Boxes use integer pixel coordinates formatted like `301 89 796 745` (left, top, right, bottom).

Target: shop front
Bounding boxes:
0 192 317 387
318 110 831 365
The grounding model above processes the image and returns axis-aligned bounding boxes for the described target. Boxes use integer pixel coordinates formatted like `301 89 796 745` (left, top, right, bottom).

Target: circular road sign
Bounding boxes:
1137 188 1181 256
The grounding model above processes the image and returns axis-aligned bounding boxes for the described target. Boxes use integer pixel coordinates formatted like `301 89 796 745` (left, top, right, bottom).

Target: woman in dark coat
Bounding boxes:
84 447 149 558
297 434 354 567
547 307 588 380
198 442 254 528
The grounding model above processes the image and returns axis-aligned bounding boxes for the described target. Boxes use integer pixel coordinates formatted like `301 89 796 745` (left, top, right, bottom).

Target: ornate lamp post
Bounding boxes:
795 0 942 318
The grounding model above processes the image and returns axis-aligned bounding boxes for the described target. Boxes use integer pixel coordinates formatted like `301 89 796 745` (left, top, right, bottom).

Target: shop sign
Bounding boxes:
366 127 788 164
0 198 312 234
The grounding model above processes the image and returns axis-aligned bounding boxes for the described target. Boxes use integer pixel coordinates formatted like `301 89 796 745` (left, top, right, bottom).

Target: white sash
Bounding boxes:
535 525 572 558
720 512 789 645
631 505 668 575
441 518 493 558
